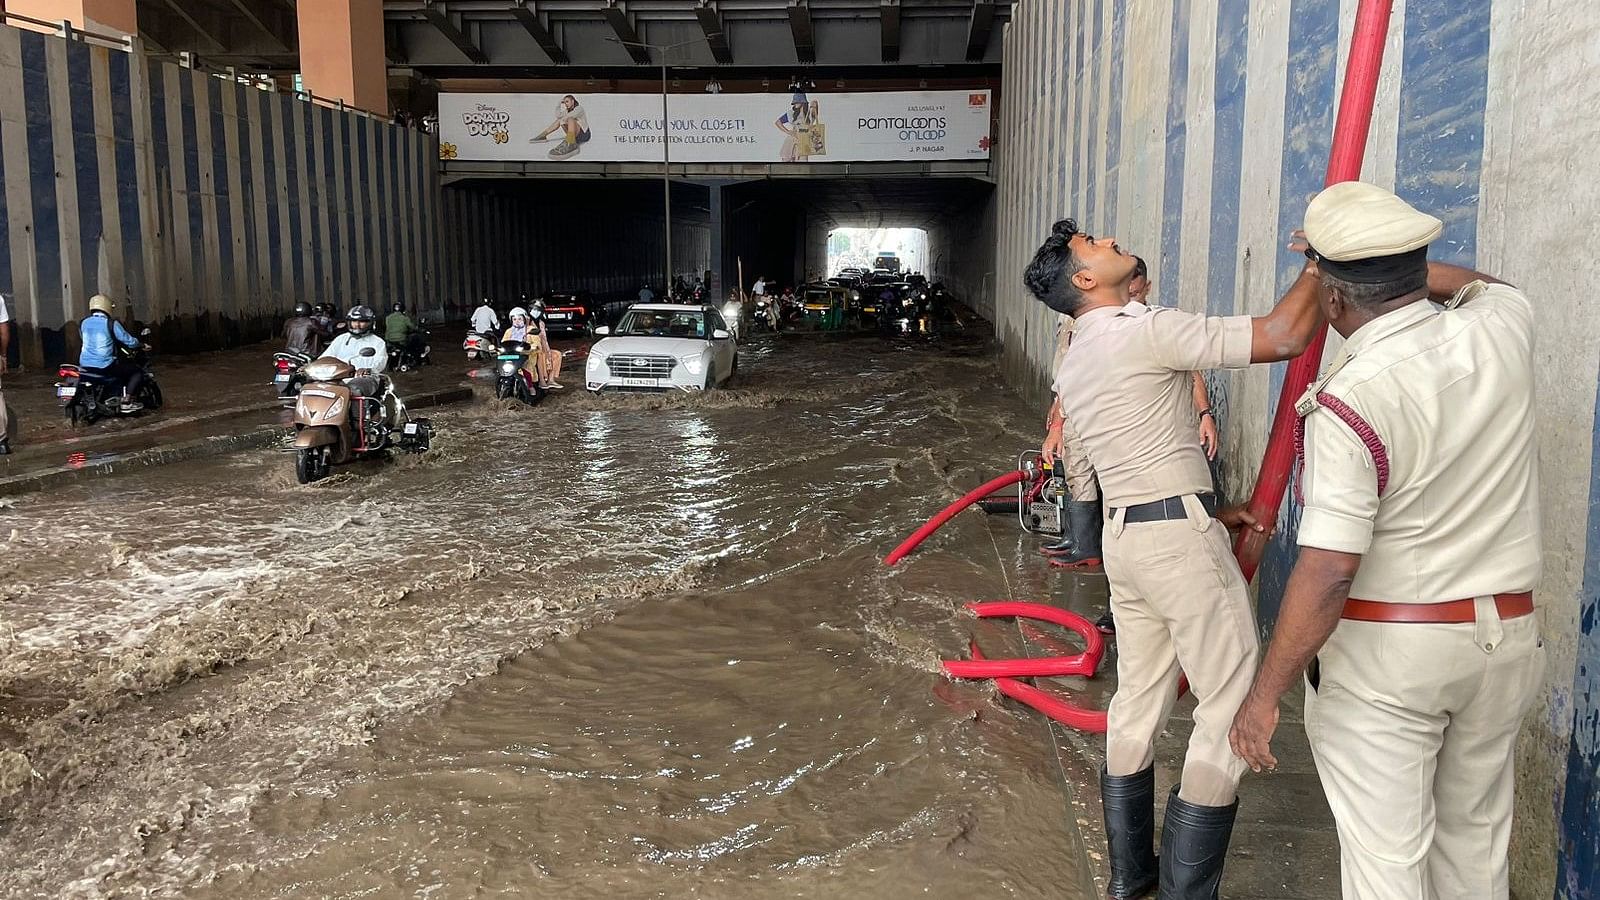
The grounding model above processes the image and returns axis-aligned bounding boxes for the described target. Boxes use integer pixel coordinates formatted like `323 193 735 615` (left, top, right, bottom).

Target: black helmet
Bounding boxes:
390 301 404 313
293 302 312 316
347 304 377 335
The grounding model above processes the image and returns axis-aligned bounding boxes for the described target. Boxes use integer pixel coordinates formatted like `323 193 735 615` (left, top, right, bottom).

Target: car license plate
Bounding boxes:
56 385 75 398
549 312 569 320
403 422 419 435
621 377 659 388
273 373 290 383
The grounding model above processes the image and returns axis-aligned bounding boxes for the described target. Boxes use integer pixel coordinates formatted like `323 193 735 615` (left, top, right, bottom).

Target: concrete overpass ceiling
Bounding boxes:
384 0 1013 72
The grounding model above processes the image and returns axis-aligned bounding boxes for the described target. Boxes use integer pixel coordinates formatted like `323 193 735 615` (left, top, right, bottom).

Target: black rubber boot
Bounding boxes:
1095 609 1116 635
1102 767 1159 899
1049 499 1104 569
1040 532 1076 555
1157 786 1238 900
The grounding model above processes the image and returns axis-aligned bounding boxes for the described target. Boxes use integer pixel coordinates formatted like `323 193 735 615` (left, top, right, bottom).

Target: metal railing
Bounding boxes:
0 11 397 125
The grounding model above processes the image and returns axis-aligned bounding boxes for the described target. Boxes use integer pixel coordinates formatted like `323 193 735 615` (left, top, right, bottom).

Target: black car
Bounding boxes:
538 291 596 335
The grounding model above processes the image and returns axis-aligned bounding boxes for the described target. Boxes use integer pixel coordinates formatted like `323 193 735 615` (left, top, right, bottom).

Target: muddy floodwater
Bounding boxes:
0 333 1104 898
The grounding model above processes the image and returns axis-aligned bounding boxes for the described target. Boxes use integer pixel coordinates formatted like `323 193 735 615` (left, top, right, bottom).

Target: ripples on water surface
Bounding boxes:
0 334 1100 898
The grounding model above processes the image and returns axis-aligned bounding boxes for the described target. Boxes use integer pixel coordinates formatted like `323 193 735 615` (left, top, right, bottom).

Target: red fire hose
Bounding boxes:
1234 0 1396 580
884 469 1032 566
941 602 1105 678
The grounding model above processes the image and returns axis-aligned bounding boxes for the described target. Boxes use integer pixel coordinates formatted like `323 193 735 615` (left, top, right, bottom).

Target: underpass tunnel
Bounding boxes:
713 177 997 314
437 178 712 310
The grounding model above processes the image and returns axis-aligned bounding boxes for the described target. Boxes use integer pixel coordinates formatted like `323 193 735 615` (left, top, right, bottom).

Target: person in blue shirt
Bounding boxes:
79 294 146 413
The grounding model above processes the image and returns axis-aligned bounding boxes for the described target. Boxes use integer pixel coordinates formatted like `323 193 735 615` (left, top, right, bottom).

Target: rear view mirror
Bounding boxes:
712 329 731 340
593 326 611 336
360 347 377 357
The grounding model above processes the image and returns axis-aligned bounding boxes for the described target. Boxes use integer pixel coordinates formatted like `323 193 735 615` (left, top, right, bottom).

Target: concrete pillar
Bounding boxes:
7 0 136 36
296 0 387 115
708 182 725 300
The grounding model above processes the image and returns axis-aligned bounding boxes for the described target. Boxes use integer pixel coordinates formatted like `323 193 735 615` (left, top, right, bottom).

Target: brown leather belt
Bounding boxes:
1341 592 1534 624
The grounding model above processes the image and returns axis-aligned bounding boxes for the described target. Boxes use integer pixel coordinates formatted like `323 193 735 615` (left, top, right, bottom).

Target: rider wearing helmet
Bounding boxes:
528 300 563 389
324 305 389 375
501 306 549 387
284 301 329 356
79 294 147 413
383 301 426 363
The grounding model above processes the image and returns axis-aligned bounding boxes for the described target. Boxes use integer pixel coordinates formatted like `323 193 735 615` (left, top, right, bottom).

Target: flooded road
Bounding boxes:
0 333 1103 898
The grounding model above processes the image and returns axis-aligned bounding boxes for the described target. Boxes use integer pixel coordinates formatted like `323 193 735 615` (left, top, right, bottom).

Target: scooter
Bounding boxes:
272 350 312 398
751 299 776 333
288 347 432 484
463 331 498 362
55 337 163 426
388 328 432 372
494 340 546 406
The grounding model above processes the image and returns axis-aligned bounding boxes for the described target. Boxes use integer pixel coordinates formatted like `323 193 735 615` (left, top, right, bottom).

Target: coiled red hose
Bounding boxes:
941 602 1104 678
884 469 1031 566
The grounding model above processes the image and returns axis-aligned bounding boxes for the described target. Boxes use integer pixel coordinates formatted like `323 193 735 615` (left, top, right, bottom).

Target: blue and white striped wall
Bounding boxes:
0 24 442 365
992 2 1600 896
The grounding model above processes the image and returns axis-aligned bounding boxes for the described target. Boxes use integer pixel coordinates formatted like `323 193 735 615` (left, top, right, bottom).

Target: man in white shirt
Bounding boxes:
0 292 11 454
470 298 500 337
324 305 389 374
752 276 767 298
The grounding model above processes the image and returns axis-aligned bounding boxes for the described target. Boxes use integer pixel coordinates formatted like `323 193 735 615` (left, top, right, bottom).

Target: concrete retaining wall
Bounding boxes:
438 180 710 309
990 1 1600 895
0 24 441 365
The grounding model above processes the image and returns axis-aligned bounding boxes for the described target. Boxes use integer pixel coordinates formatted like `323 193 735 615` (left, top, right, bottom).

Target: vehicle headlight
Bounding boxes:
682 352 706 376
587 353 605 368
851 290 861 301
499 361 518 376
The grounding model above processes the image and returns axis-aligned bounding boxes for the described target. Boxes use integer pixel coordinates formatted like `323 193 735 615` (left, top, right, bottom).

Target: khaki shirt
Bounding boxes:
1298 284 1541 602
1054 302 1253 506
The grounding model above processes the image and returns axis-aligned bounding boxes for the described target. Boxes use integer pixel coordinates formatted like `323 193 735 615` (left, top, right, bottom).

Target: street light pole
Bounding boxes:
609 36 706 294
660 52 671 291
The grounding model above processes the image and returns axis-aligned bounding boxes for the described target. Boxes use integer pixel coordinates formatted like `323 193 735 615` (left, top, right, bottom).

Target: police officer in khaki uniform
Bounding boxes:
1024 219 1325 899
1228 182 1544 900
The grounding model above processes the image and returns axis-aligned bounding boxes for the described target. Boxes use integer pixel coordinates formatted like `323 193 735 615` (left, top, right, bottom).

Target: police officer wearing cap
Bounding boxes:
1228 181 1542 900
1025 219 1326 899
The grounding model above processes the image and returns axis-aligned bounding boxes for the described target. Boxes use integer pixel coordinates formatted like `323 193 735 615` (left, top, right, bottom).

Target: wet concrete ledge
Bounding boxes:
0 386 474 498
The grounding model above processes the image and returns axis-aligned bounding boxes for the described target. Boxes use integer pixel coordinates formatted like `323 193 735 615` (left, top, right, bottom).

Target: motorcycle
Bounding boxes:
751 299 776 333
388 327 432 372
494 340 546 406
288 347 432 484
463 331 499 362
55 337 163 426
272 350 312 398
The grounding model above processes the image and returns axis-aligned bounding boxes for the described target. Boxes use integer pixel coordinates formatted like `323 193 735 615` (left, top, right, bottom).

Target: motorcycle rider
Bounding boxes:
384 301 427 366
323 305 408 439
501 306 548 388
470 297 500 337
284 301 330 356
529 300 563 389
79 294 147 413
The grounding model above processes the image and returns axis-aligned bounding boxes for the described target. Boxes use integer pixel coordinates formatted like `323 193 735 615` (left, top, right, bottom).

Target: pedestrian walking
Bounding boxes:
1228 182 1544 900
1024 217 1324 899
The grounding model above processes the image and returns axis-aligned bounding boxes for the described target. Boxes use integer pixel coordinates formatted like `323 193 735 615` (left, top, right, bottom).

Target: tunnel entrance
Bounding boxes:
827 228 930 277
438 173 997 318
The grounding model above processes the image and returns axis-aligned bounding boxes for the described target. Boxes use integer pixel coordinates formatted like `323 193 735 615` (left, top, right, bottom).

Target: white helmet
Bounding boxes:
509 306 528 320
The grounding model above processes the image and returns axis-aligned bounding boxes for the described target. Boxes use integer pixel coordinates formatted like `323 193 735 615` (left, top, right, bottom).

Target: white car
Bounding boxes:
585 304 738 393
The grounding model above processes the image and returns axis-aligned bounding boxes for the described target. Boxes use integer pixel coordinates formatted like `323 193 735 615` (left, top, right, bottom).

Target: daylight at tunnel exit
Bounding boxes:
0 1 1597 898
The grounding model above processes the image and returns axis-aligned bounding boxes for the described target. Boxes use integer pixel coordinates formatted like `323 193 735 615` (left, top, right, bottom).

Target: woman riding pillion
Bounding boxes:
502 307 549 390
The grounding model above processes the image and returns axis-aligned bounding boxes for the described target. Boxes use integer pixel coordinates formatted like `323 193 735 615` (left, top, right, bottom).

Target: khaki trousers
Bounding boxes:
1058 421 1099 501
0 376 9 441
1305 608 1545 900
1102 495 1258 801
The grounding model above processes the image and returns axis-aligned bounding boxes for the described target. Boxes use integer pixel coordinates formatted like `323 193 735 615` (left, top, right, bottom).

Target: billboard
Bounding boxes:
438 90 992 164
